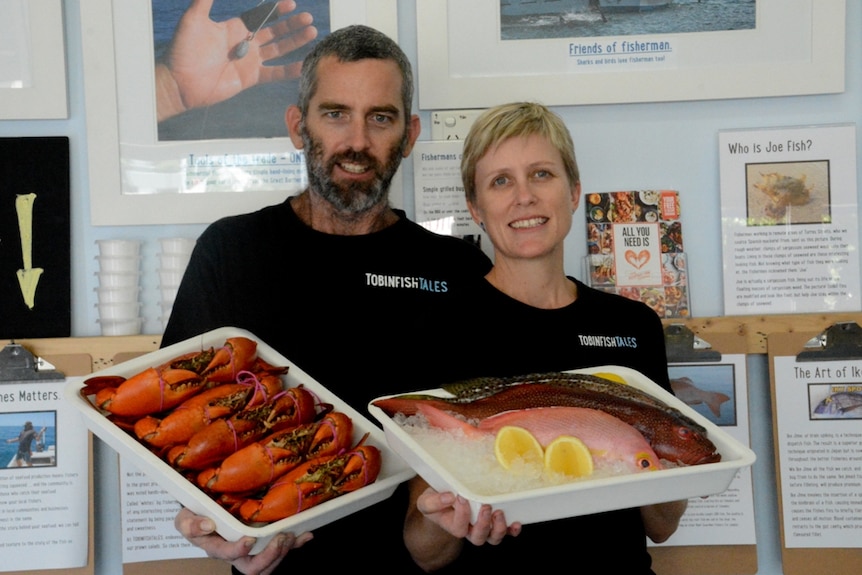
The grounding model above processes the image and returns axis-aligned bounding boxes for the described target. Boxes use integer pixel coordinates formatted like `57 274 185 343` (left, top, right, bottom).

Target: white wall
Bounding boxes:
0 2 859 574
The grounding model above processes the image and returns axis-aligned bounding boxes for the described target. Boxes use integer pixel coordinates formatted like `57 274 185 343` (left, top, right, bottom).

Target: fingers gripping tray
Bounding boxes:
65 327 415 554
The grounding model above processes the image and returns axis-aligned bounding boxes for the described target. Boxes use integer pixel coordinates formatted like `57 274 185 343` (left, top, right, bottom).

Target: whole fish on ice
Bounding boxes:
418 403 663 474
669 377 731 418
373 372 720 466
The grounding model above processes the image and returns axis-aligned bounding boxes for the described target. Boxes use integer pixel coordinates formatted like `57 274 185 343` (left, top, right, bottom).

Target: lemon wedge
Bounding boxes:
544 435 594 478
494 426 544 471
592 371 627 385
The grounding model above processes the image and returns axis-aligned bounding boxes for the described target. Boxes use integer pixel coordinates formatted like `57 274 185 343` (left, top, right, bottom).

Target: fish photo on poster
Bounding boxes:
668 363 736 426
744 160 831 226
808 382 862 420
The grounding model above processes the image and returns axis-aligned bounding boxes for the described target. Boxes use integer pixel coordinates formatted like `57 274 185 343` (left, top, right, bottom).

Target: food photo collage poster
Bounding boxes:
719 124 859 315
584 190 690 319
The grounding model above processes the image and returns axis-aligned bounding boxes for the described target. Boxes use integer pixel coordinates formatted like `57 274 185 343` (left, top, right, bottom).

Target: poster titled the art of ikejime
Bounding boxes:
719 124 859 315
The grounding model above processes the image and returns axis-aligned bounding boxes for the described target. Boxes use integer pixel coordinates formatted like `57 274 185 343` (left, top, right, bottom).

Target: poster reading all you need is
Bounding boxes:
585 190 690 318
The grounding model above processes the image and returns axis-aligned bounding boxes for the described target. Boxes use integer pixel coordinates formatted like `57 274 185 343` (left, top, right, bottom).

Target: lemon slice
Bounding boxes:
544 435 594 478
494 426 544 471
592 372 627 385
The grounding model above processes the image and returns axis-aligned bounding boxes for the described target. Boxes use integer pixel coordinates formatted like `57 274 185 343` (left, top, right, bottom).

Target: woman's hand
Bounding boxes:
404 477 520 571
156 0 318 122
174 507 313 575
415 487 517 545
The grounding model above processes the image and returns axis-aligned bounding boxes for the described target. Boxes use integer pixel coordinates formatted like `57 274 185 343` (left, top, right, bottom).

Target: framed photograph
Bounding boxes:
0 0 67 119
416 0 845 110
81 1 399 226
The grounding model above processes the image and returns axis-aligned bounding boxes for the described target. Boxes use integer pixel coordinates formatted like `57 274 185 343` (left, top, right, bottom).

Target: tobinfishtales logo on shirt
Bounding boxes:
577 334 638 349
365 273 449 293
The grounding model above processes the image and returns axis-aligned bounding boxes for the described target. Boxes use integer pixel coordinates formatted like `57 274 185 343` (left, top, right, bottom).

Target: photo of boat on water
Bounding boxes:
1 411 57 469
500 0 756 40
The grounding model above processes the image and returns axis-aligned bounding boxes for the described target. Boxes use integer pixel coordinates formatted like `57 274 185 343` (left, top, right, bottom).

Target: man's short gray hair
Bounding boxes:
296 25 413 119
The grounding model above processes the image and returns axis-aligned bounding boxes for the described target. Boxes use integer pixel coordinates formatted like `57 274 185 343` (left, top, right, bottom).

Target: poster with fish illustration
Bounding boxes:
719 124 859 316
649 356 757 549
768 331 862 575
585 189 690 318
770 337 862 554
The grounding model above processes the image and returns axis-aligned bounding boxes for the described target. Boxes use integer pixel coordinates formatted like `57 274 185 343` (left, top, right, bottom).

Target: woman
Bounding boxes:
403 102 687 573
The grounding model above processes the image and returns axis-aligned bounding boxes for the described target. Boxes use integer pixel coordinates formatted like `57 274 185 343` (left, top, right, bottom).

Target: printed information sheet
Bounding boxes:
412 140 490 257
651 355 757 546
719 124 859 315
412 141 477 235
772 355 862 548
120 457 207 563
0 379 89 572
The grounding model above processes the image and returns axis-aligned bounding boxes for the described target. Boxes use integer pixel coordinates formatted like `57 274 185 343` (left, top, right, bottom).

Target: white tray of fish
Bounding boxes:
65 327 415 554
368 365 756 525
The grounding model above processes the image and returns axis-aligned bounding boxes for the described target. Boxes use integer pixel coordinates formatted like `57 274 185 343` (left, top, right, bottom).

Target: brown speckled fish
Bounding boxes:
373 373 720 466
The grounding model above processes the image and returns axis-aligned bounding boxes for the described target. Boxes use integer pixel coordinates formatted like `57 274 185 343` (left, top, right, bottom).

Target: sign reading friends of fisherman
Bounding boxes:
719 124 859 315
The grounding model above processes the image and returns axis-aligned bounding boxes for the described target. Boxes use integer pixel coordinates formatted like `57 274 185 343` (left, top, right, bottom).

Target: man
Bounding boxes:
164 25 491 575
6 421 39 467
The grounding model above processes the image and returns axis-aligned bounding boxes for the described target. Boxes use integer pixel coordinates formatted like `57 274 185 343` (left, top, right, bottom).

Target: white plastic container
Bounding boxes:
368 365 756 525
95 287 140 304
95 272 140 288
158 252 191 270
158 268 185 287
96 239 141 257
96 255 141 273
96 301 141 321
97 318 143 336
160 284 179 303
159 237 196 255
64 327 415 554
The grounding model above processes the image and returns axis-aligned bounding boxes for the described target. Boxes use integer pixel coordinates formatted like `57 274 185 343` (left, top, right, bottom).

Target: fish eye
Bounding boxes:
678 427 691 439
638 455 657 470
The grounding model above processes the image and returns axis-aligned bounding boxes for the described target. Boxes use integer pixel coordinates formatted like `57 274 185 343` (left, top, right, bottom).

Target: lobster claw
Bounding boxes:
237 439 381 524
197 411 354 493
168 385 318 470
91 367 204 417
80 337 259 418
133 371 284 448
201 337 258 383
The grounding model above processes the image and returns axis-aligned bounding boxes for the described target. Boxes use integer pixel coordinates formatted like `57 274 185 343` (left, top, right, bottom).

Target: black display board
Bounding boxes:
0 137 70 337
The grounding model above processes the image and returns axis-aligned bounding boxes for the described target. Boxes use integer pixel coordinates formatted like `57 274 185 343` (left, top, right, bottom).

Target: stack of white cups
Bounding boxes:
158 237 195 330
95 239 143 335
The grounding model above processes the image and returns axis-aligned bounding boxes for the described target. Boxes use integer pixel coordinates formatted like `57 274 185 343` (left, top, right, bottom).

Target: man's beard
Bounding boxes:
301 126 407 215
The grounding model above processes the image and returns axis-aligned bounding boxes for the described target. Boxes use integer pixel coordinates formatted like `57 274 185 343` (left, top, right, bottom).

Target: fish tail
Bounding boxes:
416 405 485 439
706 392 731 418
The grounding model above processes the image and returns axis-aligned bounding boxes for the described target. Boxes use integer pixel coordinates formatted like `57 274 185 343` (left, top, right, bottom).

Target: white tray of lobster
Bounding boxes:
368 366 756 525
64 327 415 554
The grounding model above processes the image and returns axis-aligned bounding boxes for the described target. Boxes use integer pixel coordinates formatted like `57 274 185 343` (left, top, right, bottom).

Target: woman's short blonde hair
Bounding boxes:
461 102 579 204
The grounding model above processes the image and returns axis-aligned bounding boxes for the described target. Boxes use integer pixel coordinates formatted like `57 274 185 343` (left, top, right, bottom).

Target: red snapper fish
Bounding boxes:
418 403 663 474
373 372 721 466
